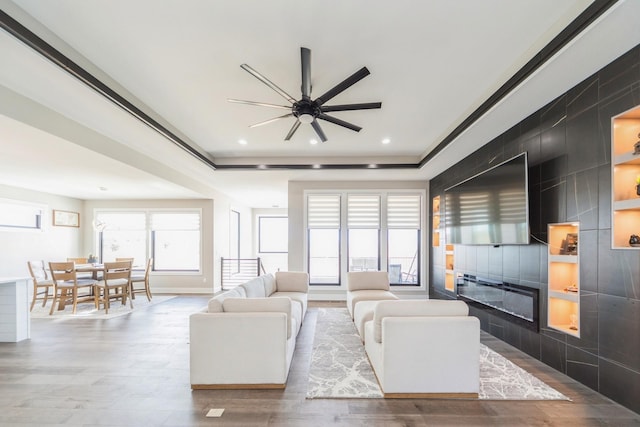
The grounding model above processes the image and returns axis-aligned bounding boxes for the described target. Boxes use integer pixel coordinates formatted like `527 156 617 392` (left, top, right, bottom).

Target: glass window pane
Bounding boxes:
153 230 200 271
348 229 379 271
0 201 42 229
101 230 147 264
388 229 419 285
309 228 339 284
259 217 288 253
99 212 147 263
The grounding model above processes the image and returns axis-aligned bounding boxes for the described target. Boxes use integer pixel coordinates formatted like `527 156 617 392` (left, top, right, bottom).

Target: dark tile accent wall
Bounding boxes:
429 44 640 414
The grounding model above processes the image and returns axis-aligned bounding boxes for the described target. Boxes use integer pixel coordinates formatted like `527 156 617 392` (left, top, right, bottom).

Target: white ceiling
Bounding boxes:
1 0 639 207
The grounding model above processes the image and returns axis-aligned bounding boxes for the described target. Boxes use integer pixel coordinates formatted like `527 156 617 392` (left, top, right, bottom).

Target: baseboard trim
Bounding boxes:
191 383 286 390
383 392 478 399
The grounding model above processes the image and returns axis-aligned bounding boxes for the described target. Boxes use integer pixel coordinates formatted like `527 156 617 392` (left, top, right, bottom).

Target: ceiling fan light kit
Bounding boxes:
229 47 382 142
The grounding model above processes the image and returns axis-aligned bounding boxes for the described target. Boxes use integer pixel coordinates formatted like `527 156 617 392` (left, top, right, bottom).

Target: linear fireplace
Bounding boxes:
456 274 539 331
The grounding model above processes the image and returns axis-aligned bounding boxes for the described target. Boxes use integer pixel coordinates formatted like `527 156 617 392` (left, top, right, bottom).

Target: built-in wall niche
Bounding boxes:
444 244 454 292
432 196 441 247
612 104 640 249
547 222 580 337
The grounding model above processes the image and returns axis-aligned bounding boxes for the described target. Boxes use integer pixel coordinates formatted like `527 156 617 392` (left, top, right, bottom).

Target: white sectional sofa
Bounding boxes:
363 299 480 398
189 271 309 389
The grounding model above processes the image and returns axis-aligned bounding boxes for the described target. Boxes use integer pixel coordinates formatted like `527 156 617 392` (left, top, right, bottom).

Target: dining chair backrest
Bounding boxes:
143 258 152 279
115 257 134 263
49 262 78 284
103 261 132 282
67 257 88 264
28 260 48 281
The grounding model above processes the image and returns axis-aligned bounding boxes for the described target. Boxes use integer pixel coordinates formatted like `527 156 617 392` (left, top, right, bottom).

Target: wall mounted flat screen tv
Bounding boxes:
444 152 529 245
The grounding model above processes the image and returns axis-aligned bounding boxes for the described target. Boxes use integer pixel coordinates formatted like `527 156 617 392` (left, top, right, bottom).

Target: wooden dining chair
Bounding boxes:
48 261 98 315
130 258 152 301
95 261 133 314
67 257 88 263
27 260 55 311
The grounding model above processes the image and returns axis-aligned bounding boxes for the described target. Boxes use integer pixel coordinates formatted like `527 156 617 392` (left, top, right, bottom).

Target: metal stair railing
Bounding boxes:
220 257 265 290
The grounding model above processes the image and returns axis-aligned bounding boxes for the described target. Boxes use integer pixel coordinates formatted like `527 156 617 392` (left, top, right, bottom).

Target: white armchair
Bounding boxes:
364 299 480 397
346 271 398 319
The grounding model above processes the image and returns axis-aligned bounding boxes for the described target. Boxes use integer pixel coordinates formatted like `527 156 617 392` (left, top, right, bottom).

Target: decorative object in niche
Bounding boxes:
629 234 640 247
633 133 640 155
560 233 578 255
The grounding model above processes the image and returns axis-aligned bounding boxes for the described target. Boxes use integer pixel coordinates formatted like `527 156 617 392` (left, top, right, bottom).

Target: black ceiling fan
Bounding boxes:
228 47 382 142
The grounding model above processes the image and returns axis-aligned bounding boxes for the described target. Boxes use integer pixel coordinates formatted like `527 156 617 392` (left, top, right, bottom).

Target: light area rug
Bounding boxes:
30 295 176 320
307 308 570 400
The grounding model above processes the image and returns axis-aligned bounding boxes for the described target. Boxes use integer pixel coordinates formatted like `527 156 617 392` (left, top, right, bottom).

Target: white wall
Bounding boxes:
0 184 84 278
288 180 430 300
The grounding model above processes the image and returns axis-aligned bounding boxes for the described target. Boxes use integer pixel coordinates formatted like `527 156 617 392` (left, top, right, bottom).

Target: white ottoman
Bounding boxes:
354 300 379 341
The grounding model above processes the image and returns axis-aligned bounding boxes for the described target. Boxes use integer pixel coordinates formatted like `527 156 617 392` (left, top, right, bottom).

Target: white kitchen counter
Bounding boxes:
0 277 31 342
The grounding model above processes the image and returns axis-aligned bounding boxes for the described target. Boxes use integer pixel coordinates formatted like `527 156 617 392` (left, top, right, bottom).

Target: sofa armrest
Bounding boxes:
189 312 290 386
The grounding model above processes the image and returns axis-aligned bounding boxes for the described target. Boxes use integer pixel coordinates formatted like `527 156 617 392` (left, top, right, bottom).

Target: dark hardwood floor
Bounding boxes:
0 296 638 426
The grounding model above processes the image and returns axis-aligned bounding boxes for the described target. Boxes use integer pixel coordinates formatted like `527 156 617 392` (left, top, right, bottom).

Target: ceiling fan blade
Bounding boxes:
284 120 301 141
315 67 370 106
321 102 382 112
228 99 291 110
301 47 311 100
317 113 362 132
240 64 297 104
249 113 293 128
310 120 328 142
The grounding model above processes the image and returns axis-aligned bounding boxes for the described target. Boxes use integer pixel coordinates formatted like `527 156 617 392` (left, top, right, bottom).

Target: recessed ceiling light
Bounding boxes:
310 139 318 145
382 138 391 145
312 164 321 169
368 164 378 168
238 139 248 145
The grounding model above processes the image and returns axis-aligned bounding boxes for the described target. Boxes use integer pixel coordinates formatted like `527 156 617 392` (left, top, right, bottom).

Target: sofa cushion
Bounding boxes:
262 273 277 296
373 300 469 343
347 271 390 291
271 291 307 319
207 286 247 313
353 300 379 340
241 277 267 298
275 271 309 293
222 297 293 338
347 289 397 318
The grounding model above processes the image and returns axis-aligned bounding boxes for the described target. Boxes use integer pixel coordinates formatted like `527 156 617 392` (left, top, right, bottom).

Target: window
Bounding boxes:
305 191 423 287
347 195 380 271
259 216 288 253
151 212 200 271
96 210 201 272
98 212 147 263
387 194 421 285
0 199 43 230
307 194 340 285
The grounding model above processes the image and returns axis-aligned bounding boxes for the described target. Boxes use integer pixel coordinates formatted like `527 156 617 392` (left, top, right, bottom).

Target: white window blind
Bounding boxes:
96 212 146 230
150 212 200 230
0 200 43 229
307 195 340 228
347 194 380 228
387 194 421 229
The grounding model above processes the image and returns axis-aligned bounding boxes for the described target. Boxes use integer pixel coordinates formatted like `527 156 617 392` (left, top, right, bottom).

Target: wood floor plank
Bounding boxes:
0 296 637 426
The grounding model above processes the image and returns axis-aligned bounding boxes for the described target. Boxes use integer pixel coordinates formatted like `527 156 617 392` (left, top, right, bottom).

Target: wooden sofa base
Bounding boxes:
383 392 479 399
191 383 286 390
